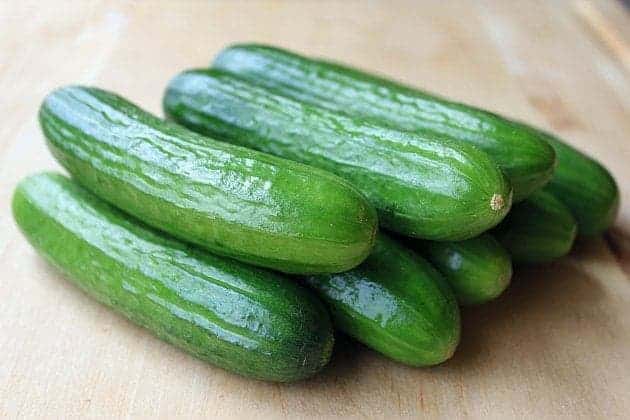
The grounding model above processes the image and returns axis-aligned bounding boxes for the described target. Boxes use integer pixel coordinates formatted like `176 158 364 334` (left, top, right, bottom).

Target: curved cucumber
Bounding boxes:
39 86 377 274
306 234 460 366
538 131 619 236
164 69 512 241
413 234 512 306
494 189 577 264
212 44 556 202
12 172 334 382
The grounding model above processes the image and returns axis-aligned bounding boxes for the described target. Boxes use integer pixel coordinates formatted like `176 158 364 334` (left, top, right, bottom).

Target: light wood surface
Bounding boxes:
1 1 629 418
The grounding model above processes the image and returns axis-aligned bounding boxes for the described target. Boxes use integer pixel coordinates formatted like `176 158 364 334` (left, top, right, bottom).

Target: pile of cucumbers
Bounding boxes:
14 44 619 382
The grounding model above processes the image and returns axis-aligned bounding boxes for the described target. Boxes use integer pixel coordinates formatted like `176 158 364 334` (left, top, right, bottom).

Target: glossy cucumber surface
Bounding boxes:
12 172 334 382
414 234 512 306
306 234 460 366
164 69 512 241
538 131 619 236
494 189 577 264
212 44 556 202
39 86 377 274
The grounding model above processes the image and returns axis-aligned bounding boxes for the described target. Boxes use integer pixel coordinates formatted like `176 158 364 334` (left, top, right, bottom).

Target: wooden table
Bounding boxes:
2 1 629 418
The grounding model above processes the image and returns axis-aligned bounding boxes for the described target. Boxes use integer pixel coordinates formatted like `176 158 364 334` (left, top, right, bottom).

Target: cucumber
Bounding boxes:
412 234 512 306
39 86 377 274
211 44 556 202
164 69 512 241
306 234 460 366
537 131 619 236
493 189 577 264
12 172 334 382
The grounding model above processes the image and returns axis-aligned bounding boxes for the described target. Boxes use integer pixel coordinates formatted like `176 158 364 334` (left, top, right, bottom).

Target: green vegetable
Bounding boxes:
413 234 512 306
39 86 377 274
12 172 334 382
211 43 556 202
306 234 460 366
538 131 619 236
494 189 577 264
164 69 512 241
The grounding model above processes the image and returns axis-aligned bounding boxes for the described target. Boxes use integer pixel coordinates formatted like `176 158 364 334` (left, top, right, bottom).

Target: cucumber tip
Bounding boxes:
490 193 505 212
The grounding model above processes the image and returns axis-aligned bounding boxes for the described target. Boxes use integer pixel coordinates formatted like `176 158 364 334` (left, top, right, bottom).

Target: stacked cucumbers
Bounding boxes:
14 44 618 382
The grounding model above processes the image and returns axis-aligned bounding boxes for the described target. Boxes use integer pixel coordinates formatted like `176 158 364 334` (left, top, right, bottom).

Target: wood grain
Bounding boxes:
1 1 629 418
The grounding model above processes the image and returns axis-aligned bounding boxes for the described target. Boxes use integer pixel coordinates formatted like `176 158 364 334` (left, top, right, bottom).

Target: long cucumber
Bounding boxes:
12 172 335 382
212 43 556 202
39 86 377 274
164 69 512 241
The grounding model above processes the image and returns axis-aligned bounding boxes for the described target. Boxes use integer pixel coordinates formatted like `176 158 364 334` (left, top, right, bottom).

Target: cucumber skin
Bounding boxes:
494 189 577 264
413 234 512 306
164 69 512 241
39 86 377 275
211 44 556 202
12 172 334 382
306 234 460 367
538 132 619 236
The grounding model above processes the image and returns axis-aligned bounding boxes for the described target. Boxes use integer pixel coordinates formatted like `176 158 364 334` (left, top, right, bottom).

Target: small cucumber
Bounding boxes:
164 69 512 241
412 234 512 306
493 189 577 264
39 86 377 274
212 44 556 202
306 234 460 366
12 172 334 382
537 131 619 236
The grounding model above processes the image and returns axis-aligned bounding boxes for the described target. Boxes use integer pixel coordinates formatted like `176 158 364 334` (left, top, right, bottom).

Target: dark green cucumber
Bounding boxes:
212 44 556 202
536 131 619 236
12 172 334 382
306 234 460 366
164 69 512 241
39 86 377 274
493 189 577 264
412 234 512 306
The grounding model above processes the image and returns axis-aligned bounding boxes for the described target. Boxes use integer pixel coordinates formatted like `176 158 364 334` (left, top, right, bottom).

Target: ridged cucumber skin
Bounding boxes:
537 131 619 236
211 44 556 202
164 69 512 241
306 234 460 367
12 172 334 382
493 189 577 264
413 234 512 306
39 86 377 274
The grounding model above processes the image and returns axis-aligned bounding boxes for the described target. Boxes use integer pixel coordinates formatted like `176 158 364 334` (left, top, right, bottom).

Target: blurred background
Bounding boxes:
1 1 629 418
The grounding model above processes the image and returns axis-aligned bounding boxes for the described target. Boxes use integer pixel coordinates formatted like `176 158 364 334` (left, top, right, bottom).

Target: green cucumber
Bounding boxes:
39 86 377 274
412 234 512 306
12 172 334 382
537 131 619 236
493 189 577 264
211 44 556 202
164 69 512 241
306 234 460 366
